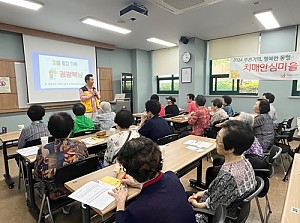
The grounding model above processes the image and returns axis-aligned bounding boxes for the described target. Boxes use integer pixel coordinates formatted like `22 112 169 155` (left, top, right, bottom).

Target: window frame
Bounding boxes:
209 60 259 96
157 75 179 94
291 80 300 96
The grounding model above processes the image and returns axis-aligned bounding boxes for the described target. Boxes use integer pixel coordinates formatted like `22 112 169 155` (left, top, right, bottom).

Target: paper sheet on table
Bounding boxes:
68 181 115 211
183 140 197 145
17 146 39 157
81 137 105 145
194 141 212 148
185 146 204 153
100 176 121 187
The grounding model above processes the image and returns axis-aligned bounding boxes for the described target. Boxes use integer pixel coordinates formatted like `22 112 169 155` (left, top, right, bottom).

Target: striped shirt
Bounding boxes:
18 123 50 149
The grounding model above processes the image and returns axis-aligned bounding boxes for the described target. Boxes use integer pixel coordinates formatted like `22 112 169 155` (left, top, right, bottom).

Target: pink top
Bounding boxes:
188 106 210 136
186 101 197 113
159 104 166 117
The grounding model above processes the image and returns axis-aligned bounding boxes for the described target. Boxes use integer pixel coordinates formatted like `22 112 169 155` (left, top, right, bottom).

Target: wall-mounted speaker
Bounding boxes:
180 36 189 44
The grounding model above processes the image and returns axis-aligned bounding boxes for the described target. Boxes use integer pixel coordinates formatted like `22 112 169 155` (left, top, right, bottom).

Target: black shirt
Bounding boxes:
165 104 180 116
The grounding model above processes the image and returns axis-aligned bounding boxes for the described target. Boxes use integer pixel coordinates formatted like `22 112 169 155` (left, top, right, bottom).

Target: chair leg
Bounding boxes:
255 197 264 223
264 195 272 223
283 160 293 181
280 154 287 175
18 158 22 190
38 194 46 223
46 197 54 223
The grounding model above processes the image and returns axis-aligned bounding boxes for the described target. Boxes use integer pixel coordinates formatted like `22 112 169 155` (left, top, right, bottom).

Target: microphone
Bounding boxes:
92 87 96 90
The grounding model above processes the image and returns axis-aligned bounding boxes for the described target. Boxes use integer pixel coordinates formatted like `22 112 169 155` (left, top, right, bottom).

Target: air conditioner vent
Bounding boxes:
148 0 222 14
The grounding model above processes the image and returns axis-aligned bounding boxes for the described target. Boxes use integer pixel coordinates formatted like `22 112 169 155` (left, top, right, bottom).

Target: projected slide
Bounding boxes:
33 53 91 90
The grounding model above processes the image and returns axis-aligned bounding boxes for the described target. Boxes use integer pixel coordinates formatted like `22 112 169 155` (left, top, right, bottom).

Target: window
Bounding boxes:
210 58 259 95
157 75 179 94
291 80 300 96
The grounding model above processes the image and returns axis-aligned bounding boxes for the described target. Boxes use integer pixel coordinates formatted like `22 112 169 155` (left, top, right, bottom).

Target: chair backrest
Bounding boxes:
157 134 179 145
286 117 294 129
234 176 264 222
54 156 99 187
286 128 297 142
212 204 227 223
24 138 42 147
268 145 282 165
73 129 98 137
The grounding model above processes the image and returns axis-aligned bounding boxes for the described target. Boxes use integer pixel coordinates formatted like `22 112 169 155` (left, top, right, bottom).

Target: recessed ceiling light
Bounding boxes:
0 0 44 10
81 17 131 34
147 37 176 47
254 10 280 30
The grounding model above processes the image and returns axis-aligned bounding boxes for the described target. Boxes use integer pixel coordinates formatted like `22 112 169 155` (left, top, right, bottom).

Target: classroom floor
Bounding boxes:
0 141 298 223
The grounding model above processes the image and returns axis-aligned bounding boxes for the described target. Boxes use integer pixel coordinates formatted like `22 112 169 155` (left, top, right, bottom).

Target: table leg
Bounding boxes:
189 157 206 190
2 142 14 189
25 161 40 220
82 203 91 223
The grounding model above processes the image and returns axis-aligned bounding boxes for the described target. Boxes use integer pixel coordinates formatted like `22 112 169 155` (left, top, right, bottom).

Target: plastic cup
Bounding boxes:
159 145 166 160
17 125 25 132
41 136 48 146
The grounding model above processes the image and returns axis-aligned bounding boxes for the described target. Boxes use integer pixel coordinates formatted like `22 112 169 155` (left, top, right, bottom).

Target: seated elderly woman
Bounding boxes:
34 112 88 200
188 95 210 136
93 101 116 130
103 110 140 167
108 137 196 223
210 98 229 126
233 112 264 157
253 99 275 152
188 120 256 222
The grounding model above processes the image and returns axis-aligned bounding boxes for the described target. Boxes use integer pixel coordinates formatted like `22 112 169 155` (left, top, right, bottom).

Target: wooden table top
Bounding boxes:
281 154 300 223
0 131 20 143
65 135 215 216
165 114 189 123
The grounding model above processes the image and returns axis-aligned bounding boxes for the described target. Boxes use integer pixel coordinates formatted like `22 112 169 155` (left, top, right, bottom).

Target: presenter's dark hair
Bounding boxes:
150 94 159 101
221 120 254 155
195 95 206 106
72 103 86 116
27 105 45 121
84 74 93 83
211 98 222 108
145 100 160 116
263 92 275 103
114 110 134 129
257 99 270 114
48 112 74 139
187 93 195 100
117 137 162 183
222 95 232 105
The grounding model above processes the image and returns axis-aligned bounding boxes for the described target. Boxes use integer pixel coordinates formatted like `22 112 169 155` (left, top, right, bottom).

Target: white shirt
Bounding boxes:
103 130 140 167
269 104 278 123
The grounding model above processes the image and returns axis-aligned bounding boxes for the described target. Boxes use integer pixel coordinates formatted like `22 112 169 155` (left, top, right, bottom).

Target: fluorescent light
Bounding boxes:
81 17 131 34
147 38 176 47
254 10 280 29
0 0 44 10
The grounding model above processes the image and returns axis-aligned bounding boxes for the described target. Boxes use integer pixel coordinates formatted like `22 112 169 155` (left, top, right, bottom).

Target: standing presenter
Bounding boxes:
79 74 100 119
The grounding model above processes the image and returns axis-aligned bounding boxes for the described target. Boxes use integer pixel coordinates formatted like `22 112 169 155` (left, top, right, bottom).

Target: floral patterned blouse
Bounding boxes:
196 158 256 222
34 138 88 199
103 130 140 167
188 106 210 136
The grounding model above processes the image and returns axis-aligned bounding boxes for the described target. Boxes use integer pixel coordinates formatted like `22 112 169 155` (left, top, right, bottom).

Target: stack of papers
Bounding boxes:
17 146 39 157
69 181 115 211
184 140 212 152
81 137 105 145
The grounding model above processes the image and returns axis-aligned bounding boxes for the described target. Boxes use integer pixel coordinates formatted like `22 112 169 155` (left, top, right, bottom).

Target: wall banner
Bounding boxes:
230 52 300 80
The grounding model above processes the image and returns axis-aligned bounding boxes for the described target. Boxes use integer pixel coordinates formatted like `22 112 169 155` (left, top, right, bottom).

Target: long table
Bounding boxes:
0 131 20 188
281 153 300 223
65 135 216 223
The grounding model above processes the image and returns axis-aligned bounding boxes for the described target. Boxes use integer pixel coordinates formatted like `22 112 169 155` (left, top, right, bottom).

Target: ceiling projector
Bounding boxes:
120 3 148 21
